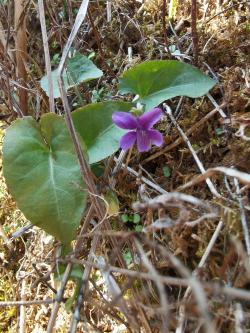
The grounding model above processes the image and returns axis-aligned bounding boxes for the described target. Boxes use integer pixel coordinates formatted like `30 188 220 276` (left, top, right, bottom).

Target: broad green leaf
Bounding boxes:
3 113 87 245
119 60 216 111
72 101 133 164
40 52 103 98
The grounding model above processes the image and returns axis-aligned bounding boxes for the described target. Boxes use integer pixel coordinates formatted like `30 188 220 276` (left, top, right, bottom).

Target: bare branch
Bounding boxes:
38 0 55 113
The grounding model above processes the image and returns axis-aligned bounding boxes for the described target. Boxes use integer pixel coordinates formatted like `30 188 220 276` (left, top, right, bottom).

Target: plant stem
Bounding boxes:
14 0 28 115
191 0 198 65
162 0 172 57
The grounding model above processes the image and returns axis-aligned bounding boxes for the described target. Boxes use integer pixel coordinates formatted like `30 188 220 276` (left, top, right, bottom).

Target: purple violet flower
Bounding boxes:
112 107 163 152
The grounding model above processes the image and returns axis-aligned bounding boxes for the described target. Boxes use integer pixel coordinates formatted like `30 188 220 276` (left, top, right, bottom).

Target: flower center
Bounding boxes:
138 129 148 139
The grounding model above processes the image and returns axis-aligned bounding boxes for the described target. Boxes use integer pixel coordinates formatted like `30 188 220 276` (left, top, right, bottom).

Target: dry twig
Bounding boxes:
165 104 221 198
14 0 28 115
0 299 54 307
46 263 72 333
18 279 26 333
178 167 250 191
191 0 198 65
234 178 250 258
38 0 55 113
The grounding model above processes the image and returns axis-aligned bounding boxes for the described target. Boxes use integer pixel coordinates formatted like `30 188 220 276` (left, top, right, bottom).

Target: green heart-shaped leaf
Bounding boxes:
119 60 217 111
40 52 103 98
72 101 133 164
3 113 87 245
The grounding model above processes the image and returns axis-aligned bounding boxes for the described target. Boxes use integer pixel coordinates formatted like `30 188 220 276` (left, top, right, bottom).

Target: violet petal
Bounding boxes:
112 112 137 130
138 108 162 130
137 130 151 152
120 131 137 150
147 129 163 147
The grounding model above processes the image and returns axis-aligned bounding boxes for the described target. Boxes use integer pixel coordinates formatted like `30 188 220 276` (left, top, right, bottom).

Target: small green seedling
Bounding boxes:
121 213 143 231
163 165 171 178
123 249 133 266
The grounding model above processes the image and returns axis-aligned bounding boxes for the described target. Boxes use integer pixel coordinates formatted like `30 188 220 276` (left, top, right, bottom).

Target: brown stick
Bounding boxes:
191 0 198 65
66 0 74 25
19 279 26 333
162 0 167 46
52 1 124 330
66 252 250 302
38 0 55 113
0 299 54 307
14 0 28 115
46 263 72 333
57 0 124 266
162 0 171 57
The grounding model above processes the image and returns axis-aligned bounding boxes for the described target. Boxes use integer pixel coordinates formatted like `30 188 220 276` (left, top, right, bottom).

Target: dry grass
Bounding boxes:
0 0 250 332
